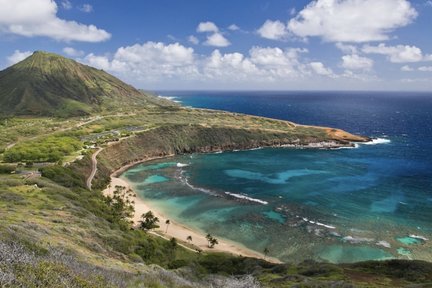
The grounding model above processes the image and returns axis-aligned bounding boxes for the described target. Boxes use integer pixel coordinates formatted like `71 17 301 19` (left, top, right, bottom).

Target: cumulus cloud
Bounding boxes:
197 21 219 33
362 43 425 63
287 0 417 42
257 20 288 40
341 54 374 70
309 62 334 77
401 65 414 72
79 4 93 13
83 42 198 82
418 66 432 72
63 47 84 57
228 24 240 31
197 21 230 47
204 32 230 47
83 42 347 87
61 0 72 10
335 43 358 54
7 50 32 65
188 35 199 45
0 0 110 42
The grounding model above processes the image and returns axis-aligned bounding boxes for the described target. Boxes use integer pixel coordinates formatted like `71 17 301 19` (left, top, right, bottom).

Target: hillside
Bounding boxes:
0 51 173 116
1 52 431 287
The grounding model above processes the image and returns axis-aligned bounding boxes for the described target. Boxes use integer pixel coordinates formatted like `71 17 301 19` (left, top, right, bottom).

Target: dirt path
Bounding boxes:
86 147 103 190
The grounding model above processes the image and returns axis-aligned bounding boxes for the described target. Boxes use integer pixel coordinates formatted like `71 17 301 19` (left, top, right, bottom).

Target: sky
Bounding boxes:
1 0 432 91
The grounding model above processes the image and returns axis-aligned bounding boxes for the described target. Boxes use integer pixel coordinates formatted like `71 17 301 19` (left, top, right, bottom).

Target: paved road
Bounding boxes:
86 147 103 190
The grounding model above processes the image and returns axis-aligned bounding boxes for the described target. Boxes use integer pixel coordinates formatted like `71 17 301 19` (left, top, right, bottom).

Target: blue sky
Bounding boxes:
1 0 431 90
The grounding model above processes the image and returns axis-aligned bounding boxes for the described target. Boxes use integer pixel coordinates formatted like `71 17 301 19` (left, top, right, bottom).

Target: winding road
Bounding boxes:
86 147 103 190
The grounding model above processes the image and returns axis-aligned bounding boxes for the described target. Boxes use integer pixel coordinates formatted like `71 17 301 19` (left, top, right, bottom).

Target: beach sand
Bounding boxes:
103 175 281 264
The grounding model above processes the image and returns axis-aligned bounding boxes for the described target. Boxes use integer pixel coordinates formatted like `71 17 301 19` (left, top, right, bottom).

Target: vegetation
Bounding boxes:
139 211 160 231
206 234 219 248
0 51 175 117
3 136 81 163
0 51 429 287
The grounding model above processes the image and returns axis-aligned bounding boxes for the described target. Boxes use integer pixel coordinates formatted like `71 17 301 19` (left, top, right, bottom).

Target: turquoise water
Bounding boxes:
123 92 432 263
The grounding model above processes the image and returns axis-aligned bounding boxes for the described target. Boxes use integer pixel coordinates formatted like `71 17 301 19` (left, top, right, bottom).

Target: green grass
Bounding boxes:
3 136 82 163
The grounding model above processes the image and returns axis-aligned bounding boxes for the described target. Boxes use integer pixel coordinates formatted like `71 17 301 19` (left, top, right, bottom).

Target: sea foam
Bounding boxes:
362 138 391 145
224 192 268 205
176 163 189 167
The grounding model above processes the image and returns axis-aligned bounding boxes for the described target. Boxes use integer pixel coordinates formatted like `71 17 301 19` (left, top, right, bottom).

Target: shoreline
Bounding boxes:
101 139 372 264
103 172 282 264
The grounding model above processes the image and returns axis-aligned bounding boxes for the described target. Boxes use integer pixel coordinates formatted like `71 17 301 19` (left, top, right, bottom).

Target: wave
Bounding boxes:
332 143 360 150
176 162 189 167
362 138 391 145
158 95 182 103
299 216 336 229
343 236 374 244
224 192 268 205
409 234 428 241
181 177 218 196
376 240 391 248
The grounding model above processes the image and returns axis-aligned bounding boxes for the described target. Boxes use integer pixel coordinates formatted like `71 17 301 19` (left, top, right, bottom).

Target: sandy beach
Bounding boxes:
103 174 281 264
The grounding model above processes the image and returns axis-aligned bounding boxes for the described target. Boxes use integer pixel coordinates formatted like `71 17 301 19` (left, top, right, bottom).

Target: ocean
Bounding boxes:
122 91 432 263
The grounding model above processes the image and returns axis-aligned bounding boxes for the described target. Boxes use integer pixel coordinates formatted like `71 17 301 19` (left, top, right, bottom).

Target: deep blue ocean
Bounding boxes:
123 91 432 263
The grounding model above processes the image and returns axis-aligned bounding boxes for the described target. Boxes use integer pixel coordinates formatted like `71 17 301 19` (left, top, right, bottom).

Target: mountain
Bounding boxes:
0 51 172 116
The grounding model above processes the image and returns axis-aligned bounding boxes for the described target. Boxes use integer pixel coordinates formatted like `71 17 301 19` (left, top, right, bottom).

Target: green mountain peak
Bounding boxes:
0 51 168 117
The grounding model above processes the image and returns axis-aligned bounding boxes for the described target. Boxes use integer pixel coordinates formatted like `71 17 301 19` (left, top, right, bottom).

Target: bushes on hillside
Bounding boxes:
3 136 81 163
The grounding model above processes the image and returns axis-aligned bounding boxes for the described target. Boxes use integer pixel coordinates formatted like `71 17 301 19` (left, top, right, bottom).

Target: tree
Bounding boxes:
170 237 177 249
139 211 160 231
209 237 218 248
105 185 135 223
165 219 170 234
205 233 218 248
186 235 192 243
263 247 270 260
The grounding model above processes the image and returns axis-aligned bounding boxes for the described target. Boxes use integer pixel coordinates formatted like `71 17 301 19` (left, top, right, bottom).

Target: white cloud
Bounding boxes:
362 43 424 63
418 66 432 72
228 24 240 31
83 42 380 89
63 47 84 57
188 35 199 45
426 0 432 7
196 21 230 47
79 4 93 13
197 21 219 33
204 50 260 81
335 43 358 54
204 32 230 47
257 20 288 40
287 0 417 42
61 0 72 10
0 0 110 42
309 62 334 77
83 42 198 82
7 50 32 65
401 65 414 72
341 54 374 70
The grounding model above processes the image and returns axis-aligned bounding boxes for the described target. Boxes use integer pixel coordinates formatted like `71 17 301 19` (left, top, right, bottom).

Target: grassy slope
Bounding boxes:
1 170 432 288
0 51 174 117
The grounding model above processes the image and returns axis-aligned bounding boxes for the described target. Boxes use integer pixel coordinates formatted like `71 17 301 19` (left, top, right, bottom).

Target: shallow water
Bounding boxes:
123 92 432 263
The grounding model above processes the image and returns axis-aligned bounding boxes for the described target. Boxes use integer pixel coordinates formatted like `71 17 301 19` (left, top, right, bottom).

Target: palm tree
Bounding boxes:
209 237 218 248
205 233 218 248
139 211 159 231
186 235 192 243
165 219 170 233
